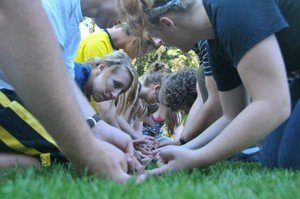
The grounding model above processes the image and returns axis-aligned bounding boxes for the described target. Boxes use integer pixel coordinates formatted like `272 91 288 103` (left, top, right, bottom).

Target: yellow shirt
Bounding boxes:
74 30 115 63
75 30 116 111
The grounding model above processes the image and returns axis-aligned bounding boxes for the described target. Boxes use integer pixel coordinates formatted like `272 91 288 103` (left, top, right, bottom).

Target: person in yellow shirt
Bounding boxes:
74 25 162 62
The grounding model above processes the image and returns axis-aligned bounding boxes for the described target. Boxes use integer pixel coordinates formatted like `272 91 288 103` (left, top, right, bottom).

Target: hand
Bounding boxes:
158 140 181 148
148 146 199 176
75 139 131 183
134 144 153 155
134 150 153 165
92 120 134 157
92 121 142 171
135 135 157 149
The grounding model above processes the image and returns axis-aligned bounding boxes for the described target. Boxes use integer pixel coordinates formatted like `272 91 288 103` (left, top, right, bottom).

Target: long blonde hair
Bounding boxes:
85 51 139 112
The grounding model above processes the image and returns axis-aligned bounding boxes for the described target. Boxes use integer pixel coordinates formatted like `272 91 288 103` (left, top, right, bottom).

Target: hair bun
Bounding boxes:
154 62 165 71
148 61 170 73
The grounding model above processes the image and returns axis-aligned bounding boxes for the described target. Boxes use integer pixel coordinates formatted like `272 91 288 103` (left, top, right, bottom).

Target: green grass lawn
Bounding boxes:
0 162 299 199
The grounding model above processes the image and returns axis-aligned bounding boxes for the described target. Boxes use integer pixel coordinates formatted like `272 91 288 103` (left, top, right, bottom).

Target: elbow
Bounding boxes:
273 96 291 125
278 98 291 123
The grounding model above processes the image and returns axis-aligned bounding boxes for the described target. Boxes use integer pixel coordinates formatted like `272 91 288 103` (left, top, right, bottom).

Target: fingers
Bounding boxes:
114 171 131 184
159 148 175 160
133 138 147 145
131 156 143 172
143 135 155 142
136 146 153 155
113 156 132 184
126 156 134 172
158 141 172 148
151 148 160 156
152 145 173 156
148 164 170 176
136 171 148 184
124 141 135 157
120 155 128 173
158 140 180 148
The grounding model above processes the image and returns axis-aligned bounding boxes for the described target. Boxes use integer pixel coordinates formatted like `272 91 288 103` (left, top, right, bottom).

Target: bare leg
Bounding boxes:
0 153 39 168
0 0 130 183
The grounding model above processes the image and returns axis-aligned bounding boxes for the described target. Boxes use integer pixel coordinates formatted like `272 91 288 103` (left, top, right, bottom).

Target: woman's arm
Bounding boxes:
133 120 143 134
194 35 290 166
96 101 120 128
181 76 223 142
0 0 131 182
183 84 247 149
150 35 290 174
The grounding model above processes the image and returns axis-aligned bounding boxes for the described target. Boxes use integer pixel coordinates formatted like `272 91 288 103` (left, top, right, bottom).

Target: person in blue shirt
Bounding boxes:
118 0 300 173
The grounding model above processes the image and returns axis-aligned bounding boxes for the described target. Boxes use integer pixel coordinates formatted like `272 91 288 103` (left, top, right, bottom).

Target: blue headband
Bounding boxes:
145 0 181 20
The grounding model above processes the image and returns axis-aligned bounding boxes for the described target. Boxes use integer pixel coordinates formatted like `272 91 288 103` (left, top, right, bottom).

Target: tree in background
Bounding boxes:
134 46 199 75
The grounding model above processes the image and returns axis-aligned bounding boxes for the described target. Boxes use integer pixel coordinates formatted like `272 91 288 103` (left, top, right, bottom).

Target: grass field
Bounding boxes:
0 162 299 199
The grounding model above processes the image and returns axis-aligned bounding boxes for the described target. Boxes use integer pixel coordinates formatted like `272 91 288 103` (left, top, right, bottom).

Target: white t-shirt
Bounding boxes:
41 0 83 78
0 71 13 90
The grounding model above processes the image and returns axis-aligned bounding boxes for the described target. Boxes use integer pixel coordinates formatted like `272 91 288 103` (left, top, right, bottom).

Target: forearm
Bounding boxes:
182 97 222 142
183 116 231 149
97 102 120 128
133 120 143 134
0 1 94 165
116 115 140 139
194 100 290 167
72 80 97 117
104 115 121 129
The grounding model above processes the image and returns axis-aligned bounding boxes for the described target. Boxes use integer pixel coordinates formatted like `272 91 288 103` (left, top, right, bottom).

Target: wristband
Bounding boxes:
87 114 101 128
179 137 186 145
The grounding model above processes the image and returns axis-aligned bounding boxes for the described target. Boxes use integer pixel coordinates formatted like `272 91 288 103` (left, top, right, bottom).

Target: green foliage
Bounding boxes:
134 46 199 76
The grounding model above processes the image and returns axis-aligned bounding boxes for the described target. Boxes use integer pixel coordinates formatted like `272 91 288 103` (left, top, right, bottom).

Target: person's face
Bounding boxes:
142 84 160 104
147 17 195 52
141 37 164 55
128 37 164 58
93 0 120 28
92 66 132 102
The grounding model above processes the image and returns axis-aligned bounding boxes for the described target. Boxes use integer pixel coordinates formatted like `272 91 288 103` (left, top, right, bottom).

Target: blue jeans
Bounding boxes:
261 78 300 170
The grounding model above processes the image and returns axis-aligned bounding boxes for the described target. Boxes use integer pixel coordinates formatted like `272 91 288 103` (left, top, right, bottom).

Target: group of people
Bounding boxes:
0 0 299 183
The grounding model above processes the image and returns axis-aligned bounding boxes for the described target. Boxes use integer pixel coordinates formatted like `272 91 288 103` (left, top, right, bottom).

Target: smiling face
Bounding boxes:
92 66 132 102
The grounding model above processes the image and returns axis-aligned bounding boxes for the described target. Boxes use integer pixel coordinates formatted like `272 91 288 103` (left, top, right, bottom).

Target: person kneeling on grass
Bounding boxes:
158 58 261 162
118 0 300 173
0 51 138 168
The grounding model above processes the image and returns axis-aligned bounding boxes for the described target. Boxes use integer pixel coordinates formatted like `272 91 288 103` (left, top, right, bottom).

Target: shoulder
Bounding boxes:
204 0 288 66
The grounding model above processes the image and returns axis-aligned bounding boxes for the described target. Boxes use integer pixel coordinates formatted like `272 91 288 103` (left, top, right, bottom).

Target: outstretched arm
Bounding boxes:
181 76 223 141
96 101 121 128
151 35 290 175
0 0 130 182
194 35 290 166
183 84 247 149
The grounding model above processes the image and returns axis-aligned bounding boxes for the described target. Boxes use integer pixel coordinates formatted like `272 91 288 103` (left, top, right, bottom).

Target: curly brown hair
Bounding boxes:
159 67 197 112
